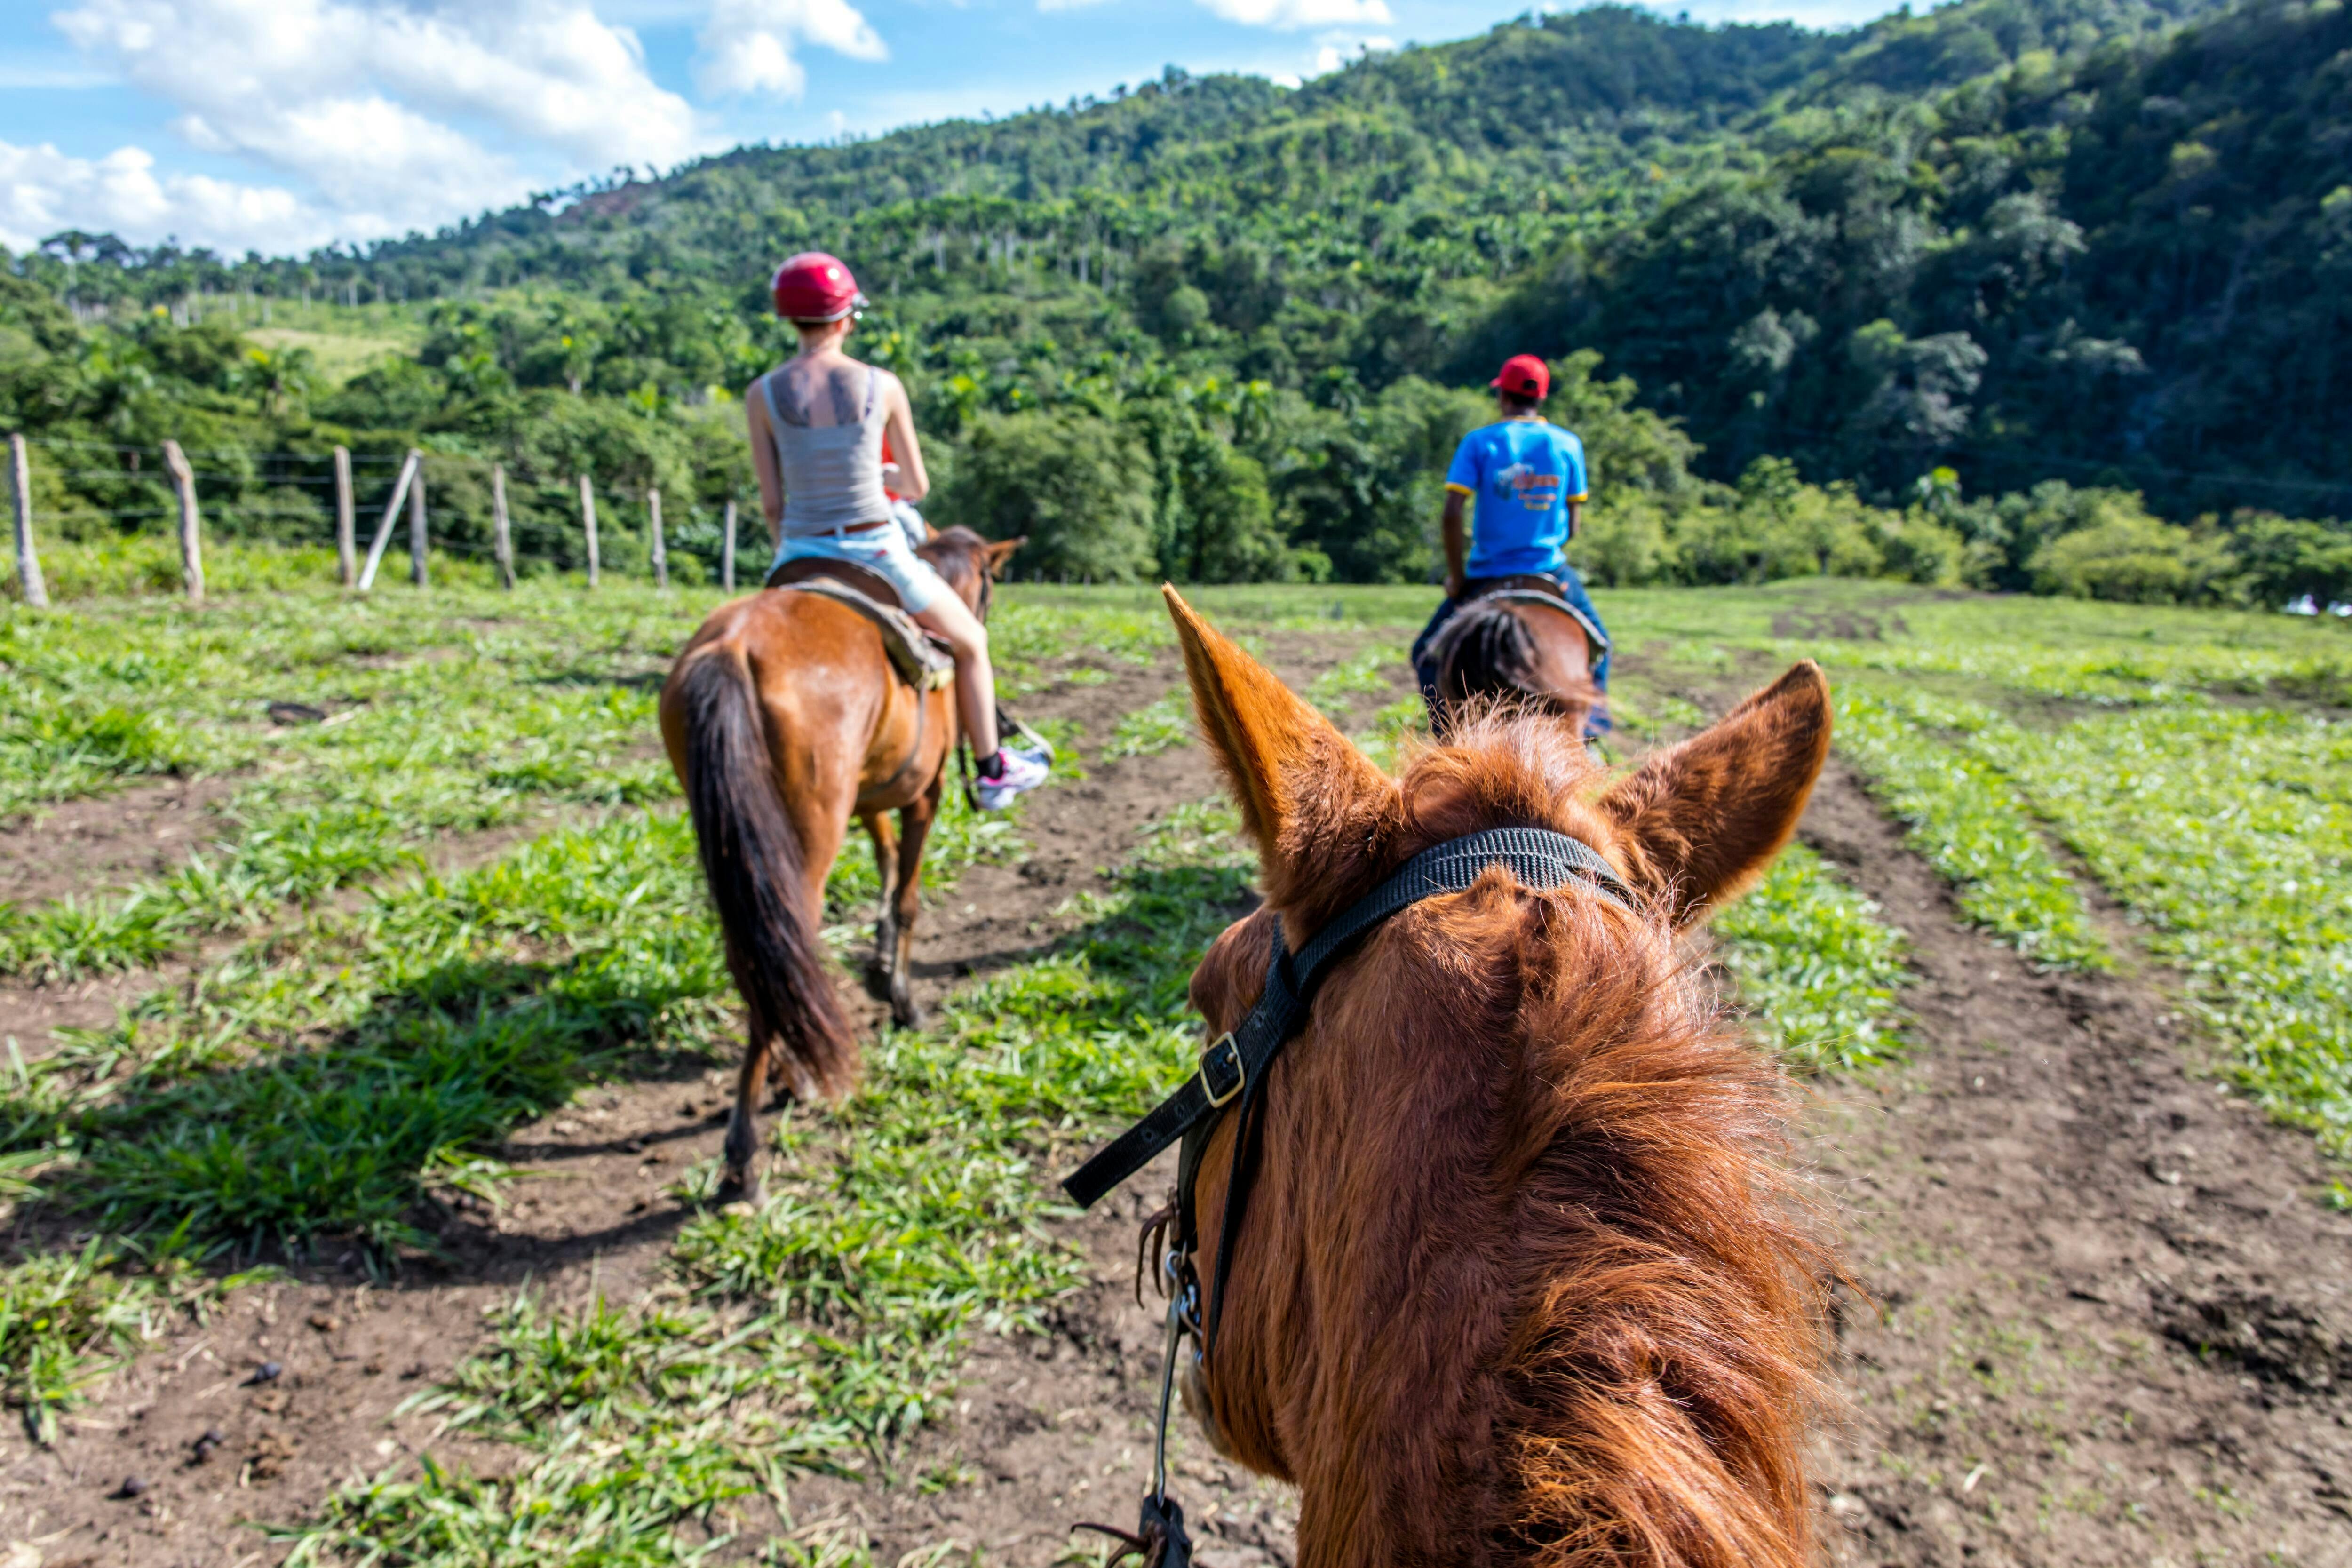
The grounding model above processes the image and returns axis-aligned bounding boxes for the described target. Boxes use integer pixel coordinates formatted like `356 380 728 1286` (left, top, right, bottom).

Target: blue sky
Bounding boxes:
0 0 1902 259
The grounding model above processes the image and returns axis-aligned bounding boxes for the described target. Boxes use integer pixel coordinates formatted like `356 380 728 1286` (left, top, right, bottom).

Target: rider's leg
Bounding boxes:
1546 564 1612 692
910 590 1000 759
1412 591 1463 713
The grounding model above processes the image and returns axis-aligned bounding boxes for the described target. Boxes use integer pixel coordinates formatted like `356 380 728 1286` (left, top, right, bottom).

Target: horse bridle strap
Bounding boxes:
1060 825 1637 1212
1058 826 1636 1566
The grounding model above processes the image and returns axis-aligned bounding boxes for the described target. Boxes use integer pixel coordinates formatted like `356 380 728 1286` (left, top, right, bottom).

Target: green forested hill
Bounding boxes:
5 0 2347 600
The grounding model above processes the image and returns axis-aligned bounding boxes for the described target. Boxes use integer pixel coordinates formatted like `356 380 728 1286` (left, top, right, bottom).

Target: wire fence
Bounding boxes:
7 430 756 601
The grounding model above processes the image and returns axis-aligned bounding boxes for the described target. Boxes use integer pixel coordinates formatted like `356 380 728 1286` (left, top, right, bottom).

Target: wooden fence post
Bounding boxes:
579 473 600 588
9 434 48 609
648 486 667 589
161 439 202 603
357 449 421 592
408 462 428 588
333 446 355 585
491 463 514 590
721 498 737 591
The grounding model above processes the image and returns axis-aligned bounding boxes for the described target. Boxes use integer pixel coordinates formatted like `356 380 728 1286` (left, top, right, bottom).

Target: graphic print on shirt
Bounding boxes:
1494 461 1563 514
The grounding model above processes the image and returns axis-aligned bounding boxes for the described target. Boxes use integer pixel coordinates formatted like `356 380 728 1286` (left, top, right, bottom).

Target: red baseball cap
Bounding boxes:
1490 353 1549 400
770 252 866 322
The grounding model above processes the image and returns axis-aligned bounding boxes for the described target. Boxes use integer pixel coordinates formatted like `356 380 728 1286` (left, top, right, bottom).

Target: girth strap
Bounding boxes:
1059 826 1637 1212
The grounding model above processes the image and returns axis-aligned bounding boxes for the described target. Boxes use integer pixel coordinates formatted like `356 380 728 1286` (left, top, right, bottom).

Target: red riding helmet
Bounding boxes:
770 252 866 322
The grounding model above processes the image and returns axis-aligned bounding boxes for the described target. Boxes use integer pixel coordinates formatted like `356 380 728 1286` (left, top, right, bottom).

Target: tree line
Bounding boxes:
2 0 2346 606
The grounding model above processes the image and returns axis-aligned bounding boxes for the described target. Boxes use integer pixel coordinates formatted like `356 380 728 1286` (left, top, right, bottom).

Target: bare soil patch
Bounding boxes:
0 775 240 910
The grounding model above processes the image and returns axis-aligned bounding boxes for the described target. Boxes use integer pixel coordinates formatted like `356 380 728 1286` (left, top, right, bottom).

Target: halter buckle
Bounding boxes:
1199 1033 1245 1108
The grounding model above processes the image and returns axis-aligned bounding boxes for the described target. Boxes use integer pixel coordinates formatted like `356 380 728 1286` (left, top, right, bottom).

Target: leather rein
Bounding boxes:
1058 825 1638 1567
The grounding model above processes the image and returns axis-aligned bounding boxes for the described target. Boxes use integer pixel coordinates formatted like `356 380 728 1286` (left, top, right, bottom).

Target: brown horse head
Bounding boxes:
917 527 1024 619
1162 585 1836 1568
1433 598 1599 738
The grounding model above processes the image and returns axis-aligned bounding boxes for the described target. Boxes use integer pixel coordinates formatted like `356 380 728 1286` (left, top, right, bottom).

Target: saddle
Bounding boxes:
765 559 955 691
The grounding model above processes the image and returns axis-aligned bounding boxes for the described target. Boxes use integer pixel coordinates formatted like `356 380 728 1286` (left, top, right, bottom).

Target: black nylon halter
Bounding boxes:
1057 826 1637 1566
1062 824 1637 1289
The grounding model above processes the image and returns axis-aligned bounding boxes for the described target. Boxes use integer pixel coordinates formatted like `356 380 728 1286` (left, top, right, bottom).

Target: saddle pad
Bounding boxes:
776 577 956 691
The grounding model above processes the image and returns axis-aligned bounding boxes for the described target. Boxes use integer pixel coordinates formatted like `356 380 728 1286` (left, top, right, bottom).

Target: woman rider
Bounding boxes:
747 252 1049 810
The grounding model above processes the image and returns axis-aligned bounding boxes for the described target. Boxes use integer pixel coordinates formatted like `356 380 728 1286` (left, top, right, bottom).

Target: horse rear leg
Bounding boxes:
860 809 900 1000
722 1019 774 1200
885 773 943 1030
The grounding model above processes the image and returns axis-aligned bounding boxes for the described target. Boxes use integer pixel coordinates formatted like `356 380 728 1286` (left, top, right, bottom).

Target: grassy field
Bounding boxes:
2 558 2348 1558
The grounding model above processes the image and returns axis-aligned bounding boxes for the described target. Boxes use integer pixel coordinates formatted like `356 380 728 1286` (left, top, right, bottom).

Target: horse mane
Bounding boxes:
1432 601 1598 731
1193 706 1834 1566
917 525 1000 615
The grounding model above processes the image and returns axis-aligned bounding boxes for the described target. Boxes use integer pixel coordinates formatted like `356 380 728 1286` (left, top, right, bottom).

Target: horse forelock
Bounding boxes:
1189 712 1833 1568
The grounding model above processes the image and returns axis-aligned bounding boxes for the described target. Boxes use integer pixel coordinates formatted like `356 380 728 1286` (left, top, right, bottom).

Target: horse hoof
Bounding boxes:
891 992 923 1030
716 1167 763 1206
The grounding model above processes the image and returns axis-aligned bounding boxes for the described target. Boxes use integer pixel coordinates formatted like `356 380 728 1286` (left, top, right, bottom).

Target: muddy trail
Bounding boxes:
7 644 2350 1568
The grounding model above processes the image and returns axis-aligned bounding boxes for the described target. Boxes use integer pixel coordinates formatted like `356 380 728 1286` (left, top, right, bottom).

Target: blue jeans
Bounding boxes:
1412 565 1612 734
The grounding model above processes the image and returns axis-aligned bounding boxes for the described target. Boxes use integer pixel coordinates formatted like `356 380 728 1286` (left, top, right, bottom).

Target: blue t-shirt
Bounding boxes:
1444 419 1589 578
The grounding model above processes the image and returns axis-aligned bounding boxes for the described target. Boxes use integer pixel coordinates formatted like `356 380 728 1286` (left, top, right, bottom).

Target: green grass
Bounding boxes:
1715 844 1910 1073
1978 707 2352 1155
0 1235 270 1443
1304 645 1408 721
1834 689 2108 971
8 812 734 1253
279 801 1246 1566
1102 692 1193 759
12 559 2352 1548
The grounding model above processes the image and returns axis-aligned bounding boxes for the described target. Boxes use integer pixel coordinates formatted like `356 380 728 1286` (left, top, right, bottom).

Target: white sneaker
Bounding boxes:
974 744 1051 810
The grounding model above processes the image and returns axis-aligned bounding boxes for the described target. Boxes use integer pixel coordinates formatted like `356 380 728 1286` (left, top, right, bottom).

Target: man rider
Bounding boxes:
1410 353 1611 732
747 251 1049 808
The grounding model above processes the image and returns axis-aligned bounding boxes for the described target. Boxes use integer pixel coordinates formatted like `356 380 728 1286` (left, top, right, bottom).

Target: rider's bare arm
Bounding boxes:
745 376 786 548
1441 488 1469 597
879 373 929 502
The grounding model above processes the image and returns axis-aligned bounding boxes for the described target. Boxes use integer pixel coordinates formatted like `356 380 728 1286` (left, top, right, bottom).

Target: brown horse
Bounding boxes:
660 526 1021 1195
1160 587 1836 1568
1430 591 1601 736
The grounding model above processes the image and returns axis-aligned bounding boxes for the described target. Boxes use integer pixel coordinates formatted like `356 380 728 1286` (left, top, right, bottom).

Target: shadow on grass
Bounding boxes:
6 947 725 1274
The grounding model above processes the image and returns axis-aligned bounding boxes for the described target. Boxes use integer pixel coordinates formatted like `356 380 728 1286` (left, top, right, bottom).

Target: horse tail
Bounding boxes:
674 648 856 1101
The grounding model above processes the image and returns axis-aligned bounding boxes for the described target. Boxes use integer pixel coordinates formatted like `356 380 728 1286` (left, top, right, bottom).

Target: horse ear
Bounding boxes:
1596 661 1832 924
1161 585 1389 875
985 536 1025 575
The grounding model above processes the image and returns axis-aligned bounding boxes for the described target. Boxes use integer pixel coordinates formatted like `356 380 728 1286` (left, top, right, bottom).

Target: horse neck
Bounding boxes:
1229 908 1821 1568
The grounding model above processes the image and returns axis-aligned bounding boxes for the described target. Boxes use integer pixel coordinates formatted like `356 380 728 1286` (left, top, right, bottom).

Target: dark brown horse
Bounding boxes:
1160 587 1835 1568
1430 591 1601 736
660 526 1020 1195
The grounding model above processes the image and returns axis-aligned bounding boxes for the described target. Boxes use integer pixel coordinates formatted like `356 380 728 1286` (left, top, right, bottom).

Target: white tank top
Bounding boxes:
762 365 892 537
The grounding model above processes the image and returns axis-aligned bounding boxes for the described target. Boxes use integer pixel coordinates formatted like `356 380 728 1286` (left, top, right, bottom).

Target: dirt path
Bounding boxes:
1802 760 2352 1567
11 642 2351 1568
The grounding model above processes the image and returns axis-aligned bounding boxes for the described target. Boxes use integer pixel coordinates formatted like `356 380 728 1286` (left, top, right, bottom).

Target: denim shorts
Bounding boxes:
770 525 948 614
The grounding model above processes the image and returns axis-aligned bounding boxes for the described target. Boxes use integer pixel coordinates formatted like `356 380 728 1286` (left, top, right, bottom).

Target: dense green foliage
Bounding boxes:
5 0 2345 596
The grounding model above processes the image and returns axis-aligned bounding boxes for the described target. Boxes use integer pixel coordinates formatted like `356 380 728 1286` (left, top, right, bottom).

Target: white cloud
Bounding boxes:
1200 0 1390 29
0 138 330 254
1312 31 1396 72
45 0 713 243
696 0 888 98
